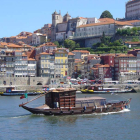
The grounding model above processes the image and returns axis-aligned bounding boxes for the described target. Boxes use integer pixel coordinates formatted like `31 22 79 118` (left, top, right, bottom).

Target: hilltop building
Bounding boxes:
125 0 140 20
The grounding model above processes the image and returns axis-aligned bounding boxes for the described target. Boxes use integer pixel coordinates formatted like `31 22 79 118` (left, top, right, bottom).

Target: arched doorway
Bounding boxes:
37 82 42 85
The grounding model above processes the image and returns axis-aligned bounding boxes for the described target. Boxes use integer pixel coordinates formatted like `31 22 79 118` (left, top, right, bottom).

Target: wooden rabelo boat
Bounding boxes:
19 88 132 115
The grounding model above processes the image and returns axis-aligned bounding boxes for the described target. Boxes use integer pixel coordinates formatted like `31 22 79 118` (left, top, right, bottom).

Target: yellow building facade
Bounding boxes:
40 52 50 77
55 49 68 77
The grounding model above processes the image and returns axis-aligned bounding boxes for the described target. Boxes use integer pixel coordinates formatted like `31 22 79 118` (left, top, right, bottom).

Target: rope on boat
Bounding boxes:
19 91 49 107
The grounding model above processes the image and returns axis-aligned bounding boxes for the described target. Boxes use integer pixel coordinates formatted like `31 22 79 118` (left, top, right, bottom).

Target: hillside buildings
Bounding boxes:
50 10 139 47
125 0 140 20
0 42 37 77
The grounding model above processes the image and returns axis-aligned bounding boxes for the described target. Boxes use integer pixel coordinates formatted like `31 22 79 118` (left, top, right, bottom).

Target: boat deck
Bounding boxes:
36 104 50 109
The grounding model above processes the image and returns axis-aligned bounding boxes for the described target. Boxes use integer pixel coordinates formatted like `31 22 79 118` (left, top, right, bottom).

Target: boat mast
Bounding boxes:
19 91 49 107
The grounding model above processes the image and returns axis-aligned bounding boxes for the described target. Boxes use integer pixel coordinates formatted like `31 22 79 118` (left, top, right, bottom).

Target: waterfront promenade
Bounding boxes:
0 83 140 92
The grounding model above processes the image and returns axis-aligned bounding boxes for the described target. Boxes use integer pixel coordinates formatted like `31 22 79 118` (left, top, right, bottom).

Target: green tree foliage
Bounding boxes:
116 27 140 36
100 32 106 44
131 27 138 35
113 40 121 46
54 41 59 47
131 37 139 42
64 39 80 51
75 43 80 48
100 10 113 19
91 32 128 54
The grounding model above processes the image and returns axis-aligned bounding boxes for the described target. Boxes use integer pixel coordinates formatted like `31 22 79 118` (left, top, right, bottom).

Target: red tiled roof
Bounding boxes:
91 67 98 70
99 64 110 68
28 58 36 61
40 52 50 55
75 59 82 63
68 52 75 55
116 54 135 58
72 50 90 53
77 19 132 28
38 42 57 48
125 41 140 45
126 20 140 23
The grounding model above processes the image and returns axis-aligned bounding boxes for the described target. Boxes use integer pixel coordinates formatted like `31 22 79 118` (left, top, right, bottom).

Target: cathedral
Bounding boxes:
51 10 87 42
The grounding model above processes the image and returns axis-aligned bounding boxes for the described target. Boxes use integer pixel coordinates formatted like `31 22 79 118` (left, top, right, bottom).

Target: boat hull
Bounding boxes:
81 90 133 94
21 99 131 116
0 92 41 96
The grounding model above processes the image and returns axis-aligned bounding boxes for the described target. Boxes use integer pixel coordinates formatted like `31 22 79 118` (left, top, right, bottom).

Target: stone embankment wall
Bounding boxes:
0 77 50 86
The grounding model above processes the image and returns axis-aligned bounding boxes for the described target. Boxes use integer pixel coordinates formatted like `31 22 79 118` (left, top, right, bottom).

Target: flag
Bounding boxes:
20 93 28 99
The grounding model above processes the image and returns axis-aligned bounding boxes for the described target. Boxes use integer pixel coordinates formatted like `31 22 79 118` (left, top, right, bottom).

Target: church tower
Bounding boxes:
51 10 63 42
63 12 71 22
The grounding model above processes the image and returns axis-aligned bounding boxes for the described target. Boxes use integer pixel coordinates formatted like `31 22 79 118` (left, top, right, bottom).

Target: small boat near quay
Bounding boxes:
19 88 132 116
0 86 43 96
81 85 135 94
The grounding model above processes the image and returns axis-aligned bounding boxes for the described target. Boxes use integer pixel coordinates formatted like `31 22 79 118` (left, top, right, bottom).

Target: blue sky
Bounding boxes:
0 0 128 38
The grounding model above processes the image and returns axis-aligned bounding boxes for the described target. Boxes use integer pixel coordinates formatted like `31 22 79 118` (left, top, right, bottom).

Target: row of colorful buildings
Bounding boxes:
73 49 140 82
0 42 75 83
1 41 140 82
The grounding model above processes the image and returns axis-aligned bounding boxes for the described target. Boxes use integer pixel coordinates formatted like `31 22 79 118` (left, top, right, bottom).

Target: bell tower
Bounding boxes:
63 12 71 22
51 10 63 42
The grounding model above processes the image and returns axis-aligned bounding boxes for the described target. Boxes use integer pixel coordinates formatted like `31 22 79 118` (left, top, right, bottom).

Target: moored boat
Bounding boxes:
81 85 134 94
19 88 132 115
0 86 42 96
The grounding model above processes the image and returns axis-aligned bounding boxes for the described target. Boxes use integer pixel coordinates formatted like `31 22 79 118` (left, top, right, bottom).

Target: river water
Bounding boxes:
0 93 140 140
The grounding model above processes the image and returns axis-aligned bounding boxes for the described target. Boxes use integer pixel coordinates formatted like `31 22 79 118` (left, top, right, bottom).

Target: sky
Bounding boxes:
0 0 128 38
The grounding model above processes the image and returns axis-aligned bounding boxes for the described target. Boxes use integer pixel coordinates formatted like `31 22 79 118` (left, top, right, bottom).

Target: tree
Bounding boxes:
113 40 121 46
131 37 139 42
110 49 115 53
54 41 59 47
100 10 113 19
64 39 76 51
100 32 106 44
131 27 138 35
75 43 80 48
116 29 122 35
